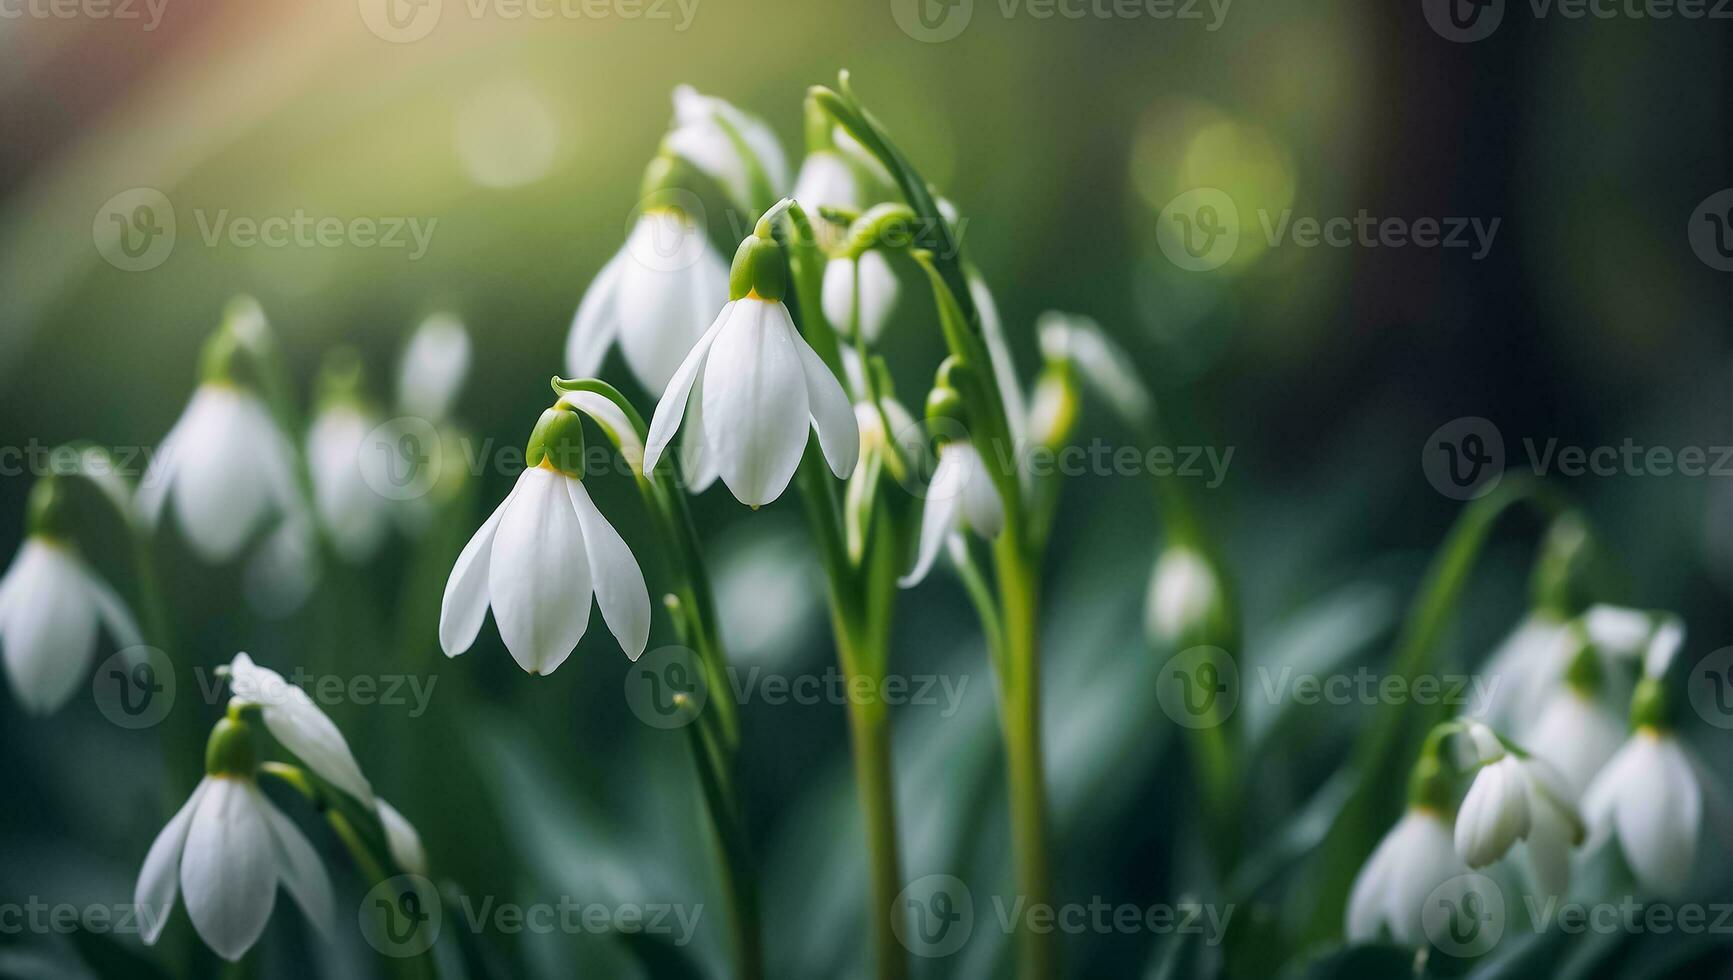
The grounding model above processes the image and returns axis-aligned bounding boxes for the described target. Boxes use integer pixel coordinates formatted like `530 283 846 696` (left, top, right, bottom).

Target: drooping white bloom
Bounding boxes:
854 398 923 470
645 297 859 507
900 441 1004 588
1455 736 1584 895
1144 546 1222 645
137 384 302 564
307 402 392 563
822 252 899 343
0 537 142 714
225 653 374 807
135 773 335 961
665 85 789 206
397 314 470 423
1036 312 1154 429
441 465 651 672
1582 728 1705 896
1526 685 1626 797
566 208 730 396
377 798 428 876
1346 807 1465 943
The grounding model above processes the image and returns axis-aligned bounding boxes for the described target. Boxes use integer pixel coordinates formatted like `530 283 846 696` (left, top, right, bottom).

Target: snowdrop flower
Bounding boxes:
397 313 470 423
822 252 899 343
900 434 1003 588
1454 724 1584 896
665 85 789 207
644 219 858 507
1144 545 1224 646
0 478 142 714
1581 649 1706 896
307 388 391 564
1346 807 1465 943
136 716 334 961
225 653 373 807
377 798 428 876
137 332 302 564
1582 725 1704 896
566 190 730 396
441 405 651 672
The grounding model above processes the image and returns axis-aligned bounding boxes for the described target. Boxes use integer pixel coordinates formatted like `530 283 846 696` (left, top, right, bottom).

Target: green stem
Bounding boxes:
994 533 1058 980
684 711 763 980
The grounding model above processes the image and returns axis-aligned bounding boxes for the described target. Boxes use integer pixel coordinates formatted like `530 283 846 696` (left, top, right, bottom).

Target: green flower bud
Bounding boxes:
314 347 366 410
1629 676 1672 732
1407 752 1454 813
925 385 964 433
1531 513 1595 617
1028 364 1080 452
526 406 586 477
205 716 259 778
729 231 787 302
200 327 243 385
1562 629 1603 695
840 203 918 259
25 477 71 540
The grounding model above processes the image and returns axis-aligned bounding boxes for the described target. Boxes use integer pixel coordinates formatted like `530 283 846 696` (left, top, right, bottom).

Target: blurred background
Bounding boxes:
0 2 1728 978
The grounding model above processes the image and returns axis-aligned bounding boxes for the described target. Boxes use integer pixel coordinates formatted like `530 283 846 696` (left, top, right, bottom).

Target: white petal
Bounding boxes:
488 468 592 675
822 252 899 343
1616 733 1701 895
644 301 732 474
1522 794 1574 898
228 654 375 808
1 542 99 714
789 310 859 480
1455 757 1530 867
1582 736 1643 847
181 778 278 961
954 443 1004 537
80 561 143 650
616 215 728 394
703 300 812 506
308 407 389 563
135 778 211 944
438 478 519 657
253 786 335 939
398 313 471 423
1384 810 1461 943
792 150 857 216
1528 689 1624 797
135 420 185 529
1346 823 1402 941
172 388 276 563
566 479 651 661
566 252 626 381
377 798 428 876
899 486 960 588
